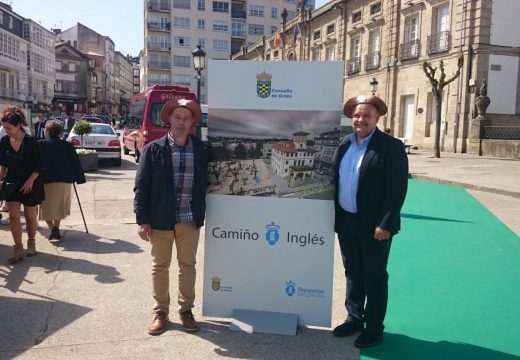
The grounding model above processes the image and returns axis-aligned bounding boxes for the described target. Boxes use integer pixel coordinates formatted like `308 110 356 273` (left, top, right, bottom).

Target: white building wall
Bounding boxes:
490 0 520 47
487 54 519 115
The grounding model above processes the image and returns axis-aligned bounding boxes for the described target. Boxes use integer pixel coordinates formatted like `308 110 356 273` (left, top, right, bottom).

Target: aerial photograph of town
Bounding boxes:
206 108 351 200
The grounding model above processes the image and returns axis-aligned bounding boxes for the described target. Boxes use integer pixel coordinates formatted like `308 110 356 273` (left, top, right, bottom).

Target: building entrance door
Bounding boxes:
403 95 415 140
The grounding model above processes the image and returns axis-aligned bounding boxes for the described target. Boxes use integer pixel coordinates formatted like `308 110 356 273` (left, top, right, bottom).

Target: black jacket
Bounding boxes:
133 134 209 230
38 138 86 184
334 128 409 235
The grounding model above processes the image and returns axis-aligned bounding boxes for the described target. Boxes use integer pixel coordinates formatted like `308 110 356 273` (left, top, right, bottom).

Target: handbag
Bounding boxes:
0 179 19 201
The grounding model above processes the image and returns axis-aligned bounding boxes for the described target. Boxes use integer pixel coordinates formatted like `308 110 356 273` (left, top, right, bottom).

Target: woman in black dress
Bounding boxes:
0 106 44 264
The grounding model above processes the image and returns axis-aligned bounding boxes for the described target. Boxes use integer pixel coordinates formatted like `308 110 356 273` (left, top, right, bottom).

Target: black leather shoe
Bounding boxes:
333 320 364 337
354 330 383 348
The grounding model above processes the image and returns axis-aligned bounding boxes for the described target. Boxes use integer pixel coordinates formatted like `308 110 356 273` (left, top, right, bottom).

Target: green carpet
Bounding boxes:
361 179 520 360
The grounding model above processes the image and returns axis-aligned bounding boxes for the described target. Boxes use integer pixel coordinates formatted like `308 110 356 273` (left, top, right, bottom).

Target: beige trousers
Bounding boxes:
150 222 200 315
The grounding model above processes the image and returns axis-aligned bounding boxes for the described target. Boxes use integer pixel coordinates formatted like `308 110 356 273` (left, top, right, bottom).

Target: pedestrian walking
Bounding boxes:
0 106 45 264
38 120 86 240
34 112 46 140
134 99 209 335
332 95 408 348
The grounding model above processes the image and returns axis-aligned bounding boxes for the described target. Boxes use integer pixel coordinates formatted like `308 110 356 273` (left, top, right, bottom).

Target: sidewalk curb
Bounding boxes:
409 174 520 199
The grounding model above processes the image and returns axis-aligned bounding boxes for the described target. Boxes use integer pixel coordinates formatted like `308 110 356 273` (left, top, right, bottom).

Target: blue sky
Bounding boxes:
11 0 330 57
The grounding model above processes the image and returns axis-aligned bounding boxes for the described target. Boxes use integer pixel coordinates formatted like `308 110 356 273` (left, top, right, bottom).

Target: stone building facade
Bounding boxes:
233 0 520 158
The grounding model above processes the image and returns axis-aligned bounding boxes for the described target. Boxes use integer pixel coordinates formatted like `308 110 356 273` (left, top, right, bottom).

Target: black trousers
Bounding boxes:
337 210 392 333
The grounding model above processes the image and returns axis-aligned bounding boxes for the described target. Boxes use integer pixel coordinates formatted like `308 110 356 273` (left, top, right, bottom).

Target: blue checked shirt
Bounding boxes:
167 133 195 223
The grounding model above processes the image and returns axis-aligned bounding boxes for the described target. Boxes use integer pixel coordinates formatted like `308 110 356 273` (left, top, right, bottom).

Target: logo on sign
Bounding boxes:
212 276 221 291
256 71 272 98
286 280 296 297
265 221 280 246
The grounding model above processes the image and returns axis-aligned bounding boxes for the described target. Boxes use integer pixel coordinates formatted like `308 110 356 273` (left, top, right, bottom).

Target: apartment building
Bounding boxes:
234 0 520 158
54 42 90 117
0 2 55 113
59 23 116 115
142 0 301 103
115 51 134 116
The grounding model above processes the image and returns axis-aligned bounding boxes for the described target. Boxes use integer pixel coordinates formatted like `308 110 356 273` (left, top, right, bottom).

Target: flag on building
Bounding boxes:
292 23 301 47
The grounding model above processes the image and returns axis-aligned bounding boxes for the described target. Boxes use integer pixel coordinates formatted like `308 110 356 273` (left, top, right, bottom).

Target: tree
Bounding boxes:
422 54 463 158
73 120 92 149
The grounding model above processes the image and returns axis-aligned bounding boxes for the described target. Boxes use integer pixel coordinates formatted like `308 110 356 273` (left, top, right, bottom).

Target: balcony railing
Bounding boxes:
147 42 171 51
399 39 420 61
147 23 170 31
231 10 247 18
427 31 450 54
482 126 520 140
346 57 361 74
365 51 380 70
148 61 171 70
147 1 170 11
232 30 246 38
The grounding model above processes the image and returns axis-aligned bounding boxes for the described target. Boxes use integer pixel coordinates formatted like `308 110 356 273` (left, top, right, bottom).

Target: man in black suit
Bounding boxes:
63 113 75 139
34 113 46 140
332 95 408 348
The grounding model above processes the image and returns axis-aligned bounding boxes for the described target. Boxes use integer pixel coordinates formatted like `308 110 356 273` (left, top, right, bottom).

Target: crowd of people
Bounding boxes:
1 94 408 349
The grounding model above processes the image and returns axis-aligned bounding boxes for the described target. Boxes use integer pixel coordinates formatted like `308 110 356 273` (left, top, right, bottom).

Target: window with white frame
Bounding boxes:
198 19 205 29
54 80 62 92
351 35 361 59
370 2 381 15
248 24 264 36
367 28 381 67
68 82 76 93
173 17 190 28
68 62 76 72
325 46 334 61
232 18 246 37
404 15 420 56
174 36 191 47
173 74 192 86
271 7 277 18
326 23 335 35
173 0 190 9
313 30 321 41
213 39 228 50
174 55 191 67
213 20 228 32
198 0 205 10
198 38 205 47
213 1 229 13
55 61 62 71
249 5 264 17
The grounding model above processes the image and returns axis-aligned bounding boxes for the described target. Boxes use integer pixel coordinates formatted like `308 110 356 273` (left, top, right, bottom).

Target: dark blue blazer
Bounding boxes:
334 128 409 235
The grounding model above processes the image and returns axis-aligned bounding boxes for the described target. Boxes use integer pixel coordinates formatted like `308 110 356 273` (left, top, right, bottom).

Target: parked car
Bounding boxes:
67 123 122 166
79 115 104 124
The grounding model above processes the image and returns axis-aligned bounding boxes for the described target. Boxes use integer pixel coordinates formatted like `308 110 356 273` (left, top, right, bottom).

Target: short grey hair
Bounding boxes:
45 120 64 139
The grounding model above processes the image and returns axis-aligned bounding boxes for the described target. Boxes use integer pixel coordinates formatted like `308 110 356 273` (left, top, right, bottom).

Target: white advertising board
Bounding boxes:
203 61 343 327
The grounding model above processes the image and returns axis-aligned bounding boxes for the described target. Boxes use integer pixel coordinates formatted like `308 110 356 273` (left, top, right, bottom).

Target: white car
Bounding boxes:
67 123 122 166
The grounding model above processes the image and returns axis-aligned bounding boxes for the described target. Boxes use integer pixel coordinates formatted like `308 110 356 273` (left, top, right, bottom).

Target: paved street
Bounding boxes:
0 149 519 359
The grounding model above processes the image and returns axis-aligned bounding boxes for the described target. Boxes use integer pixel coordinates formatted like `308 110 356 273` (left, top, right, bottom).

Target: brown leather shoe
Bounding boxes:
180 310 199 332
147 311 169 335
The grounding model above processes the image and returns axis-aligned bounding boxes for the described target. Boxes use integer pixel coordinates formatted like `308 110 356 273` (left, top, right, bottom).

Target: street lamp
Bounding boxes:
192 45 206 104
369 78 379 95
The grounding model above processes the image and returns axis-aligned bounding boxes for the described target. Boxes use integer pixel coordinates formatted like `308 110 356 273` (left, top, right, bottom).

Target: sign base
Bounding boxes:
229 308 299 336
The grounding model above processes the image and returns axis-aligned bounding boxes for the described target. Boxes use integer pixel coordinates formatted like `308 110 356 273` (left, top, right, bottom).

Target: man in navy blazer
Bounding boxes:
332 95 408 348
